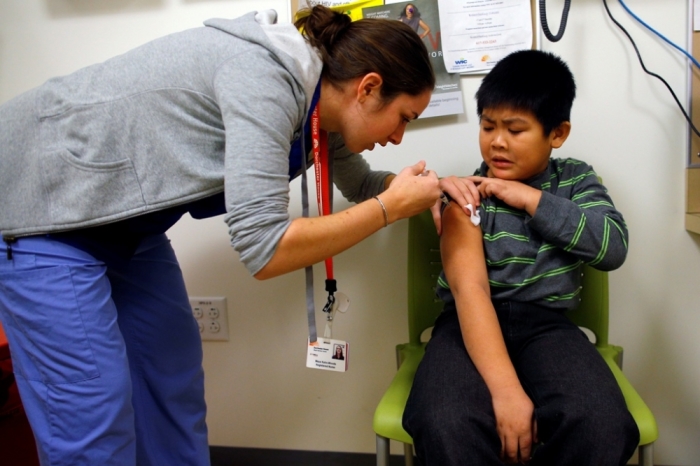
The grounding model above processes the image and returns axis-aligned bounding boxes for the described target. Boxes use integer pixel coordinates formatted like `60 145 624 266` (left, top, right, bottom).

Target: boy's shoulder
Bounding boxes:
546 158 605 201
548 157 598 183
550 157 592 172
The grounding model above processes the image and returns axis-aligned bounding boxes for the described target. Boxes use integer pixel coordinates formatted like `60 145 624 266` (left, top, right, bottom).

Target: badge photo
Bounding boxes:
306 338 348 372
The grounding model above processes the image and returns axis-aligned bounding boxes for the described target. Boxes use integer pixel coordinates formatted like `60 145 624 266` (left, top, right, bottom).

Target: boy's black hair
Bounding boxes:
476 50 576 134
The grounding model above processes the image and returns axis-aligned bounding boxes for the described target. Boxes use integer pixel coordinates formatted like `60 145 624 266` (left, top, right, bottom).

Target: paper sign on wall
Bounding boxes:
438 0 534 74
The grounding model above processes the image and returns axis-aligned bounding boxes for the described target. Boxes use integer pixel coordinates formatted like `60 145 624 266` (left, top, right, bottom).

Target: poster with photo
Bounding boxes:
363 0 464 118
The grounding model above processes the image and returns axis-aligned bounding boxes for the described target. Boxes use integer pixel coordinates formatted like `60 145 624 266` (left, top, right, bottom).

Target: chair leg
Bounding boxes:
638 443 654 466
403 443 414 466
376 434 390 466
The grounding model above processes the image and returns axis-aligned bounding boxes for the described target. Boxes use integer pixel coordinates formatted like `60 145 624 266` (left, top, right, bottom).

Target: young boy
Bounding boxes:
402 50 639 465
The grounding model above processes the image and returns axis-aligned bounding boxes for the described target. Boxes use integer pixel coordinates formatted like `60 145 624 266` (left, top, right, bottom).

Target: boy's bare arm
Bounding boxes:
441 202 535 464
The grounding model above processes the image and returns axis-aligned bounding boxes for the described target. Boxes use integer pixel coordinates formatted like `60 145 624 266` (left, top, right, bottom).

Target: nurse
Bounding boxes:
0 5 476 465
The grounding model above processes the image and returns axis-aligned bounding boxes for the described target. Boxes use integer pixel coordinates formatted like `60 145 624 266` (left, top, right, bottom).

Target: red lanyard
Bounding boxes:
311 104 333 280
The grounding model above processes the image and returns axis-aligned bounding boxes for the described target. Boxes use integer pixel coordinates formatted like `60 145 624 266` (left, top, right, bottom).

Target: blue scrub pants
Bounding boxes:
0 234 209 465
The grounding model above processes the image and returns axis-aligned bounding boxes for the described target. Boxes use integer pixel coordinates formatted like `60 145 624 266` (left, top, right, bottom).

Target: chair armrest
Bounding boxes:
372 343 425 444
598 346 659 446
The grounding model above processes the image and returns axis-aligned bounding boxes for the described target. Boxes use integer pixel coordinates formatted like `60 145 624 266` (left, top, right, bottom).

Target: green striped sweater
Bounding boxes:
437 158 628 311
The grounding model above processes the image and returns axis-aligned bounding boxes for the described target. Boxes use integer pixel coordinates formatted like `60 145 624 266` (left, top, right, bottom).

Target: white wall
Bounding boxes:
2 0 699 464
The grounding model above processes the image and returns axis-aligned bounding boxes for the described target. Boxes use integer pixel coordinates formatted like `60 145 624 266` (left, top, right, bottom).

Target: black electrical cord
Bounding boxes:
602 0 700 139
540 0 571 42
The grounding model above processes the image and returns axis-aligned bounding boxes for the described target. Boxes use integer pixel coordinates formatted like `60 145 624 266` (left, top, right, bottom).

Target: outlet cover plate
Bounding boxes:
189 297 229 341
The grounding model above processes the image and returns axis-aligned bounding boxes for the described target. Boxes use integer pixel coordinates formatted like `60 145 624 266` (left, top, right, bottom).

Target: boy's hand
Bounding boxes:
439 175 482 209
492 388 536 464
431 176 481 234
477 178 542 217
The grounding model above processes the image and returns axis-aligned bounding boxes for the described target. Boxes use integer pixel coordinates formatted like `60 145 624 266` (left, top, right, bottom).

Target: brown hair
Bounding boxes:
295 5 435 104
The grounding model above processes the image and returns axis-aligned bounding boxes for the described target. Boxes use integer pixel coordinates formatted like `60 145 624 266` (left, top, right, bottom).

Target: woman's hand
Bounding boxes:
380 161 441 223
431 175 482 235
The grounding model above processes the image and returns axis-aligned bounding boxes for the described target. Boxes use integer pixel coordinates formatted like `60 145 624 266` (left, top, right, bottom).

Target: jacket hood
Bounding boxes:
204 12 322 113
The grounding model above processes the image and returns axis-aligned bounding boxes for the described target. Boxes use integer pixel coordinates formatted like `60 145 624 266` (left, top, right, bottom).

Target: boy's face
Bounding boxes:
479 106 570 180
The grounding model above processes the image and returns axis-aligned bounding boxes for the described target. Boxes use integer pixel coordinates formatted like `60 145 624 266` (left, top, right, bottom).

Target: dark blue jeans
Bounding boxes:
403 301 639 466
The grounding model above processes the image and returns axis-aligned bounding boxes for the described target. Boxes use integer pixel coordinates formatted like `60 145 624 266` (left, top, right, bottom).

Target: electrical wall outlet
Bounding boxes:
189 297 229 341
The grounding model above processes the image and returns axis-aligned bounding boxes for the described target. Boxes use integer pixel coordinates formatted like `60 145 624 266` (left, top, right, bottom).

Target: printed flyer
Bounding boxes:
438 0 534 74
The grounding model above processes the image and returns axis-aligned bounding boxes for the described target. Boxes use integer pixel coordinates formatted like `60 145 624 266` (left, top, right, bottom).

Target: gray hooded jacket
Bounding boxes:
0 11 391 275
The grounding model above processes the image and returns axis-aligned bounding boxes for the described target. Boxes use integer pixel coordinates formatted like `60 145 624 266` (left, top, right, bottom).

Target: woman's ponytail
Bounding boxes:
295 5 435 103
294 6 352 62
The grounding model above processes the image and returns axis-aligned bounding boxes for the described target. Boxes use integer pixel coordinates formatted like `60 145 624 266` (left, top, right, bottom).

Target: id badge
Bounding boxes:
306 338 348 372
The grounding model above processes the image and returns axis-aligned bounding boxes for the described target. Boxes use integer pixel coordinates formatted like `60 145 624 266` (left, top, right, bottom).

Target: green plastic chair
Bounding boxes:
373 209 658 466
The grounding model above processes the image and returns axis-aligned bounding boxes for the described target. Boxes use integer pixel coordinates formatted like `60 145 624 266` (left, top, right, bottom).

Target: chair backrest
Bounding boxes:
407 210 444 346
407 209 611 348
564 264 610 347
